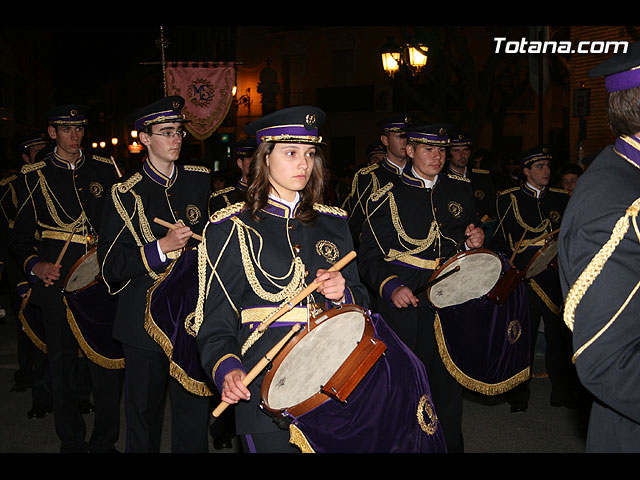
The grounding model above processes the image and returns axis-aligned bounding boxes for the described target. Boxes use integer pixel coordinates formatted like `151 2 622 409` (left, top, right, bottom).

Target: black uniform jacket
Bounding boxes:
208 179 247 217
445 164 497 221
491 182 569 311
342 157 411 246
195 197 368 434
9 151 117 307
98 159 211 351
559 139 640 451
358 172 478 313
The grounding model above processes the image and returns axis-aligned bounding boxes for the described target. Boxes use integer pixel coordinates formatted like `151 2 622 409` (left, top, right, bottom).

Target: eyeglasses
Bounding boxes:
150 130 187 139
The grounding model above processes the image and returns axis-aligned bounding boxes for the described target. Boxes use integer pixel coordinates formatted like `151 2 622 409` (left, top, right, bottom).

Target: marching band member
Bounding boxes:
358 123 483 453
195 106 369 453
9 105 122 453
98 96 212 453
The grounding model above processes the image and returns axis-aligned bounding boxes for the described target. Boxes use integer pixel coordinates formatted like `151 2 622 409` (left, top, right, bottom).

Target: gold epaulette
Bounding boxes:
116 172 142 193
549 187 569 194
498 186 520 196
358 163 379 175
0 174 17 186
210 201 245 223
21 161 45 174
93 155 113 165
447 173 471 183
183 165 211 174
313 203 347 218
211 186 235 197
369 182 393 202
472 168 490 174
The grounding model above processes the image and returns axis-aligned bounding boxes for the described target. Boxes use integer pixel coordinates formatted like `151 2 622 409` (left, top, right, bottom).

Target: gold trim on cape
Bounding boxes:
144 257 216 397
433 312 530 395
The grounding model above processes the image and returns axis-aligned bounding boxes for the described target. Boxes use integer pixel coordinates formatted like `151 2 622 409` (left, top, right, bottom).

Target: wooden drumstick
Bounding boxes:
509 227 529 266
212 323 302 418
110 156 122 178
44 227 77 288
256 250 357 333
153 217 203 242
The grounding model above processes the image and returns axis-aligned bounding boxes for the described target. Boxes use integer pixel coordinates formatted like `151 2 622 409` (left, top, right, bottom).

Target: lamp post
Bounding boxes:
380 35 429 111
380 36 428 78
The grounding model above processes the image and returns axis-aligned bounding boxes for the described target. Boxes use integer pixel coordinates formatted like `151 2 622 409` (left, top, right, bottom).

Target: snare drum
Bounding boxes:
427 249 503 309
63 248 124 369
524 234 558 279
63 248 100 293
260 305 448 453
427 250 531 395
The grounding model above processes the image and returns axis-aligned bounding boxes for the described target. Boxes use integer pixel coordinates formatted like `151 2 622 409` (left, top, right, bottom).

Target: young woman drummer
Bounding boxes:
194 106 369 453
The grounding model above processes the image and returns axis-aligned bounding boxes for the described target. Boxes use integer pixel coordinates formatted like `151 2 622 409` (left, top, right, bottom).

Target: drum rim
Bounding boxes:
260 304 375 418
63 247 100 293
426 248 502 305
524 235 558 279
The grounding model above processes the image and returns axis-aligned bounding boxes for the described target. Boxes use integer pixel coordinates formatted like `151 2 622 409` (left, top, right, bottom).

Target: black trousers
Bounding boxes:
121 343 210 453
240 430 301 453
40 301 123 452
508 283 579 406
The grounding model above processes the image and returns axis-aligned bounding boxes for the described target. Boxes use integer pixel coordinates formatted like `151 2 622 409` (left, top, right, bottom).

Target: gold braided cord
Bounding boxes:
192 222 239 336
235 217 305 303
508 192 551 233
564 197 640 361
110 183 144 248
36 170 85 230
563 198 638 330
529 279 560 315
387 191 439 252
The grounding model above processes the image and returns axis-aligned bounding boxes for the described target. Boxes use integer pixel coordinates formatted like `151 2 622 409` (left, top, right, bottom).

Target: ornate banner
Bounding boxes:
165 62 235 141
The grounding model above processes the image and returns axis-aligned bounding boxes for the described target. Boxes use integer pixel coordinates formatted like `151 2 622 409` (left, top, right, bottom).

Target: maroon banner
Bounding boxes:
165 63 235 140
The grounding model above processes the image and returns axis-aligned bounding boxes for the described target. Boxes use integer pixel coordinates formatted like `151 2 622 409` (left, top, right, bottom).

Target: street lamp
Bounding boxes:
380 36 428 78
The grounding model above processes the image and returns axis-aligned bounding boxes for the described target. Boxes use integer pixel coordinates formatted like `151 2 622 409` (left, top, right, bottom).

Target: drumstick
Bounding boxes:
212 323 302 418
153 217 203 242
509 227 529 266
110 156 122 178
256 250 357 333
44 227 77 288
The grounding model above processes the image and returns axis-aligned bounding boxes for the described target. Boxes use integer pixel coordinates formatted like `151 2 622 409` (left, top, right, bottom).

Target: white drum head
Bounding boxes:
429 252 503 309
64 250 100 292
525 238 558 279
266 310 365 410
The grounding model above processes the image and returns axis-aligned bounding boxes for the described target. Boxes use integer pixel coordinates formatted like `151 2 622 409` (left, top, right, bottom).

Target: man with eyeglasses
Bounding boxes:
98 96 212 452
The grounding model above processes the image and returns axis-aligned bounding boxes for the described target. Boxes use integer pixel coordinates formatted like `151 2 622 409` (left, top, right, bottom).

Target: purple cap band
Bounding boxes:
605 68 640 92
256 124 321 144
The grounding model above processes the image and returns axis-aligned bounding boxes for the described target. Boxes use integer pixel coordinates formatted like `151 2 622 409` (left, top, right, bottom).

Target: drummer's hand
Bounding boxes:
221 369 250 404
158 222 193 253
464 223 485 249
32 262 61 286
315 269 346 303
391 286 419 308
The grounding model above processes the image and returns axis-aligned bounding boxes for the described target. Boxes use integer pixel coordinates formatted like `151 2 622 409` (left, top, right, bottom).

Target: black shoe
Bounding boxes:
27 406 52 419
510 403 528 413
79 400 95 414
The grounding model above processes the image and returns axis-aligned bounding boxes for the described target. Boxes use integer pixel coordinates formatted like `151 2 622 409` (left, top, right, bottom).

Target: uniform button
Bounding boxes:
293 244 301 254
288 224 294 230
